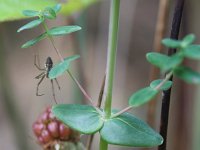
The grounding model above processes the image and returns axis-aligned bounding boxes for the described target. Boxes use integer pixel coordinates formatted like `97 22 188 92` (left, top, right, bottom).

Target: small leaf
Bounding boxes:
21 33 47 48
52 104 103 134
100 111 163 147
48 26 81 36
49 55 80 79
22 10 40 17
174 66 200 84
146 52 183 72
183 45 200 60
129 87 159 107
162 38 182 48
43 7 56 19
17 19 43 32
53 4 62 13
150 79 173 91
182 34 195 47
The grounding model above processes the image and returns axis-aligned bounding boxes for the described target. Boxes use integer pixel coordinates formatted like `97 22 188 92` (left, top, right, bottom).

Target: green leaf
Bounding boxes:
150 79 173 91
146 52 183 72
100 111 163 147
43 7 56 19
17 18 43 32
183 45 200 60
53 4 62 13
174 66 200 84
49 55 80 79
129 87 159 107
0 0 56 22
162 38 182 48
52 104 103 134
22 10 40 17
21 33 47 48
48 26 82 36
182 34 195 47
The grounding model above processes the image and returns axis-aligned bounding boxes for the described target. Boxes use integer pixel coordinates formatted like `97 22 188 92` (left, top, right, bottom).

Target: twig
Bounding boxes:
147 0 170 126
158 0 185 150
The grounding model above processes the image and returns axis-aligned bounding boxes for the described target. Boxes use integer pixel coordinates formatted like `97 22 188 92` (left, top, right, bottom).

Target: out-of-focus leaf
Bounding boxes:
182 34 195 47
0 0 56 22
162 38 182 48
43 7 56 19
22 10 40 17
17 18 43 32
21 33 47 48
48 26 81 36
183 45 200 60
53 4 62 13
150 79 173 91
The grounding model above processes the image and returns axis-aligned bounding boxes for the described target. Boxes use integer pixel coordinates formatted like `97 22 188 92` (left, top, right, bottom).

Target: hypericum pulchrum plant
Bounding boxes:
18 1 200 150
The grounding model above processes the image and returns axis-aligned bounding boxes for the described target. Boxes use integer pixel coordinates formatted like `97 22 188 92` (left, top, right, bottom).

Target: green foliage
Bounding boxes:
22 33 47 48
17 18 43 32
150 79 173 91
129 87 158 107
183 45 200 60
52 104 104 134
49 55 80 79
174 66 200 84
100 111 163 147
48 26 82 36
162 39 182 48
182 34 195 47
22 10 40 17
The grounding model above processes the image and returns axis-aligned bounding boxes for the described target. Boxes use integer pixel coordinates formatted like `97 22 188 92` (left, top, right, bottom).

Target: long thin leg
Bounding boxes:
35 72 45 79
34 54 45 71
54 78 61 90
36 75 45 96
51 79 58 104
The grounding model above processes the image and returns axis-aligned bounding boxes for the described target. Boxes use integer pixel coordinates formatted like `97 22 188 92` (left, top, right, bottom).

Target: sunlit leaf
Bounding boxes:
53 104 103 134
48 26 81 36
183 45 200 60
22 10 40 17
182 34 195 47
100 111 163 147
49 55 80 79
150 79 173 91
129 87 158 107
162 38 182 48
174 66 200 84
21 33 47 48
17 18 43 32
0 0 56 22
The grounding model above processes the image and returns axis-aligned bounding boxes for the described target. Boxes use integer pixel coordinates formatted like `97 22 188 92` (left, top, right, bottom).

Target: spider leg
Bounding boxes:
51 79 58 104
34 54 45 71
36 75 45 96
54 78 61 90
35 72 45 79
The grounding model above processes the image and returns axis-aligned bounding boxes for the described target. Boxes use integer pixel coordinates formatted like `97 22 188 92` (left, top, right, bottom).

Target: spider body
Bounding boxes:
34 55 60 103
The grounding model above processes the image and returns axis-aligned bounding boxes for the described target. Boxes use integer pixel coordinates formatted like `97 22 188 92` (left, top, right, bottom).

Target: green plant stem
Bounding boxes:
111 71 173 118
103 0 120 119
100 137 108 150
42 22 96 107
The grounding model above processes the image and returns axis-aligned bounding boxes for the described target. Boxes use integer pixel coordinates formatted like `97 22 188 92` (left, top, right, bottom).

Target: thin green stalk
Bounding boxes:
100 1 120 150
103 0 120 119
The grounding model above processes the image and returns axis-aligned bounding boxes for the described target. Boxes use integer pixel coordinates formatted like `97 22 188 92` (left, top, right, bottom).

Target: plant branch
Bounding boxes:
158 0 185 150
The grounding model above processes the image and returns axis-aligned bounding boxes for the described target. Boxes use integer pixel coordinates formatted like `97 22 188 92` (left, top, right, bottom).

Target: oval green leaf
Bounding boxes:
129 87 159 107
52 104 103 134
17 18 43 32
48 26 81 36
43 7 56 19
182 34 195 47
49 55 80 79
183 45 200 60
22 10 40 17
100 111 163 147
162 38 182 48
150 79 173 91
174 66 200 84
21 33 47 48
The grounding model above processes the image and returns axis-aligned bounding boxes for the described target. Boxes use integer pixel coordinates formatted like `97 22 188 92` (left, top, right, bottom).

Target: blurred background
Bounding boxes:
0 0 200 150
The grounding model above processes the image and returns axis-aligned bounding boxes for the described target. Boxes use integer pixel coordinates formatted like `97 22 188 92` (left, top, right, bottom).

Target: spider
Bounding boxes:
34 55 60 104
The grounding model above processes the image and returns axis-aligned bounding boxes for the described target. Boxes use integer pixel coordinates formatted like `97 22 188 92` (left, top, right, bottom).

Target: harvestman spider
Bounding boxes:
34 55 60 103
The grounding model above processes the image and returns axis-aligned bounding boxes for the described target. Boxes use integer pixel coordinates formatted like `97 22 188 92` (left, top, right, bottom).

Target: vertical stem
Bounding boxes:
100 1 120 150
103 0 120 119
158 0 184 150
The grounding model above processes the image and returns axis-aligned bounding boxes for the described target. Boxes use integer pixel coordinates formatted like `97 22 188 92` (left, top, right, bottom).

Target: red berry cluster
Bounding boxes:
32 106 80 149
